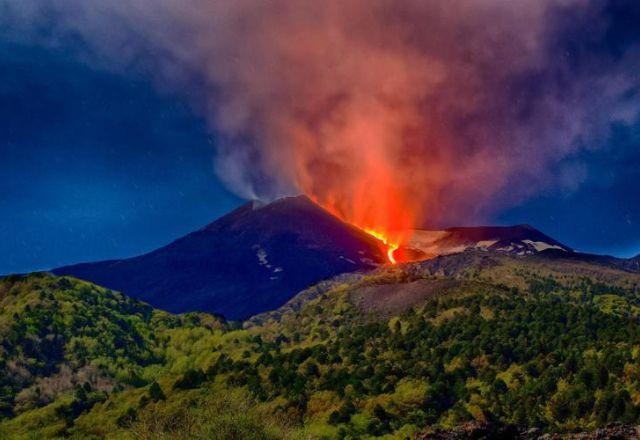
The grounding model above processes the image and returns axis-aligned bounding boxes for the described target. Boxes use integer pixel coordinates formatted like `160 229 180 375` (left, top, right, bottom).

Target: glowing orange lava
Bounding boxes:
364 229 399 264
293 110 418 265
310 192 410 264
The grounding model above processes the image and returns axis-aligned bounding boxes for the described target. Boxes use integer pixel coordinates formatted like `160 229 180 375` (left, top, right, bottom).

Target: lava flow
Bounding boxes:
364 229 399 264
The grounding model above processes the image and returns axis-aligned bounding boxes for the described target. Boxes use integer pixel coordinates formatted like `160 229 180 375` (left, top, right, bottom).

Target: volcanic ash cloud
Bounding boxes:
3 0 640 236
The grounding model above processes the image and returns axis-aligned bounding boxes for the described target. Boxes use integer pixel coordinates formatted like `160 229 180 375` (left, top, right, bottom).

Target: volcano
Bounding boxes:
53 196 386 319
52 196 579 319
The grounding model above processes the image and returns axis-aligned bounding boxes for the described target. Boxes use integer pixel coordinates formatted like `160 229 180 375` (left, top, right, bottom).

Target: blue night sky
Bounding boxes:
1 43 242 273
1 1 640 274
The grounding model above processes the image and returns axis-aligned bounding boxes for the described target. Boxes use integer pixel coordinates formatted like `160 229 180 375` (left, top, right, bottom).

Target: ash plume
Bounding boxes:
3 0 639 231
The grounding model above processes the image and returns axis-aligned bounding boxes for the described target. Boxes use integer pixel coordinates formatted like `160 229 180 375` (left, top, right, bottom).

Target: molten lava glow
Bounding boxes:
293 102 418 265
364 229 399 264
308 189 409 265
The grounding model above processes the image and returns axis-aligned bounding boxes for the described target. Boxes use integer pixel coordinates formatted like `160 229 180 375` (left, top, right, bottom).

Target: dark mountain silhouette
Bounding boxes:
444 224 569 247
533 249 640 273
609 252 640 272
440 224 572 253
400 224 572 260
53 196 386 319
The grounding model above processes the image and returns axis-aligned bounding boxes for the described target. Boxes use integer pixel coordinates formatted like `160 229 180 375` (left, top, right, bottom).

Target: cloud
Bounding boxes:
2 0 639 232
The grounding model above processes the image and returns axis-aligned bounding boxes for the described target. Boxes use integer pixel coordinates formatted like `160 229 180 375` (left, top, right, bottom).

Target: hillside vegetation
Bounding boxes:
2 251 640 439
0 274 230 438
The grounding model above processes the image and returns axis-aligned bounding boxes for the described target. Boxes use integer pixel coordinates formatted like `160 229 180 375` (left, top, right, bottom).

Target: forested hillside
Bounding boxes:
0 274 228 438
2 252 640 439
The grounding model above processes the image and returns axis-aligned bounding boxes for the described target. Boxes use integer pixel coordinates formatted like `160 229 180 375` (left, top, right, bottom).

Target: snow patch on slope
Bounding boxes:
254 245 284 277
522 240 566 252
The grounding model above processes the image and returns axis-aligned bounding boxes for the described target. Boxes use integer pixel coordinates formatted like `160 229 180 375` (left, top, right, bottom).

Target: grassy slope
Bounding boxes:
2 252 640 438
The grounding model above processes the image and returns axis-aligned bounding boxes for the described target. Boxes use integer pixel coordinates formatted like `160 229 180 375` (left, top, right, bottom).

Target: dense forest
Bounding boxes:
1 252 640 439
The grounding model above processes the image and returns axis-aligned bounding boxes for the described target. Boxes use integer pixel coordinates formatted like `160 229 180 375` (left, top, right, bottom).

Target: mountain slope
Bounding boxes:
53 196 386 320
401 224 572 260
250 248 640 325
6 251 640 439
0 273 222 423
0 273 270 440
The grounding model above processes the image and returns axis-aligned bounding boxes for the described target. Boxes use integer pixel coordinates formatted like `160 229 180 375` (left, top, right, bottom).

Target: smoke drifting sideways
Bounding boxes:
3 0 640 238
